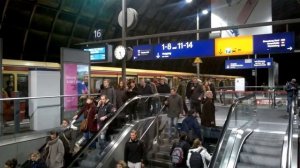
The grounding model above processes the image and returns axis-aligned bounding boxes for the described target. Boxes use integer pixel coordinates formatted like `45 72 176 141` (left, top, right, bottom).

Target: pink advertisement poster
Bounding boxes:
64 64 78 111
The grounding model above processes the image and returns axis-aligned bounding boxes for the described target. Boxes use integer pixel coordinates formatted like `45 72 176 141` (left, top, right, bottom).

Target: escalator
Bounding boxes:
210 94 299 168
68 94 168 168
236 132 284 168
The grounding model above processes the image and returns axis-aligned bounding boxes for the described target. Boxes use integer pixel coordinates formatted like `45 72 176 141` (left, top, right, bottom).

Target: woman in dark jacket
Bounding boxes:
22 152 47 168
201 91 215 127
73 97 98 148
116 80 127 109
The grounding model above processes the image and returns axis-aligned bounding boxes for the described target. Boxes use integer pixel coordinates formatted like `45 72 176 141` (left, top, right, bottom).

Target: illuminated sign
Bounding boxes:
225 59 253 69
253 58 273 68
133 40 214 61
253 32 294 54
84 44 112 63
225 58 273 69
215 35 253 56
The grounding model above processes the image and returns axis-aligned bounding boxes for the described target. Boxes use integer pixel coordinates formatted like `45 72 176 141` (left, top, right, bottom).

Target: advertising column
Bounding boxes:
61 48 90 120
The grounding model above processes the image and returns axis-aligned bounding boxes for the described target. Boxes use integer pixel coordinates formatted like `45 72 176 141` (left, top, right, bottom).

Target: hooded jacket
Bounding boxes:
186 146 211 168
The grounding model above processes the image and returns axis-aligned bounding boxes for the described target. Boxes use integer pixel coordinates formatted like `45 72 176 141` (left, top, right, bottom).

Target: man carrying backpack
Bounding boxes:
170 133 190 168
186 139 211 168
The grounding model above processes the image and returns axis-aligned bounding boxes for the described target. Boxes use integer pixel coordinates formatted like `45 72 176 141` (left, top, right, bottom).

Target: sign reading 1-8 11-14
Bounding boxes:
133 40 214 61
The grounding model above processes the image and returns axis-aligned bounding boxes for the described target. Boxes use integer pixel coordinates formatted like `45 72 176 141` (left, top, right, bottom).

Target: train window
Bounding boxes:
2 74 14 98
17 74 28 97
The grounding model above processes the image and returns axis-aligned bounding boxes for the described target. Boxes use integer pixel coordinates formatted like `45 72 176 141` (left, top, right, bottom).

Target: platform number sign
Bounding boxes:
93 29 103 40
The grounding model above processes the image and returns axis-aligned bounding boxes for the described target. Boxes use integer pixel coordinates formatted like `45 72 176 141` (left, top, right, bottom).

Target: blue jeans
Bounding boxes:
287 96 297 114
168 117 178 138
83 131 96 149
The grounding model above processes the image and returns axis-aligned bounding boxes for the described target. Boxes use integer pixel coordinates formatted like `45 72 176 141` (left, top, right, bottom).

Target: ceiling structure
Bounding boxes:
1 0 300 84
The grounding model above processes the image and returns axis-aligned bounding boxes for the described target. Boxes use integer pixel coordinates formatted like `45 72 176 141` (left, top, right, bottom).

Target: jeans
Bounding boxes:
287 96 296 113
83 131 96 149
168 117 178 138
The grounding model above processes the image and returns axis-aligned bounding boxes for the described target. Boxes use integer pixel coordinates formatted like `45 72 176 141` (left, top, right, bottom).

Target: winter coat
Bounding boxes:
59 127 77 153
157 83 170 93
285 82 298 97
22 159 47 168
182 115 202 140
138 84 153 95
45 138 65 168
201 98 215 127
101 87 116 107
186 146 211 168
97 101 115 128
190 84 204 103
166 94 183 118
116 88 127 109
124 139 144 163
177 81 187 100
77 104 98 133
126 86 139 99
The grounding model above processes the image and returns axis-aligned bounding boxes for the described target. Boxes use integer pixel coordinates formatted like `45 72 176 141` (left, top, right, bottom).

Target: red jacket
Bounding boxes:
77 104 98 133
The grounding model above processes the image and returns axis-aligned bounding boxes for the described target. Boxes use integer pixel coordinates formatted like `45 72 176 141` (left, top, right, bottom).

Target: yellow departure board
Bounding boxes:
215 35 253 56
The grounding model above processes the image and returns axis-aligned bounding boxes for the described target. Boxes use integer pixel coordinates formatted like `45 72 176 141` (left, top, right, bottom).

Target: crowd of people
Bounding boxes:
4 76 219 168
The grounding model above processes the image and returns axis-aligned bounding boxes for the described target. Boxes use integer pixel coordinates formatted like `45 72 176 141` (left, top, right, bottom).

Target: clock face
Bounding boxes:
114 45 126 60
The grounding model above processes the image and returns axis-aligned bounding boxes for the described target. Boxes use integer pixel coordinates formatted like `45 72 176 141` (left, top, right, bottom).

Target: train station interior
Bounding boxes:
0 0 300 168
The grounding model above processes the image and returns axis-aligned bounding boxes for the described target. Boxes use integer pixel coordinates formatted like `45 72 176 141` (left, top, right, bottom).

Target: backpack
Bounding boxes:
189 149 204 168
171 142 185 164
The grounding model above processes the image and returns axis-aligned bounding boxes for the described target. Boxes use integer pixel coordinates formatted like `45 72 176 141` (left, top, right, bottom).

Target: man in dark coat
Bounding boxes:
285 78 298 114
124 130 145 168
100 79 116 107
165 88 183 140
59 119 77 166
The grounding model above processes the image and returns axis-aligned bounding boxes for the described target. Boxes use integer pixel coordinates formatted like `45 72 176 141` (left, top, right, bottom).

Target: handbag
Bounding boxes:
80 108 91 132
80 119 88 132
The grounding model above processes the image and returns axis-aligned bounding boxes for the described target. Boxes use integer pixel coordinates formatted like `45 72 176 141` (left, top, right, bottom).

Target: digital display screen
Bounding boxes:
225 58 273 69
84 47 106 61
215 35 253 57
253 32 294 54
133 40 214 61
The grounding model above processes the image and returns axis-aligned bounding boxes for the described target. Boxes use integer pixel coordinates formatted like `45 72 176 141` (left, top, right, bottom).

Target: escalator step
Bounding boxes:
236 162 272 168
247 133 284 141
242 144 282 156
239 153 281 167
245 138 283 147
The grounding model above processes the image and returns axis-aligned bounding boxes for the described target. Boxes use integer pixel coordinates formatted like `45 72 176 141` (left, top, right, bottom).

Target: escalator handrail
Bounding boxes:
209 93 256 168
68 93 169 167
139 105 166 140
287 97 297 168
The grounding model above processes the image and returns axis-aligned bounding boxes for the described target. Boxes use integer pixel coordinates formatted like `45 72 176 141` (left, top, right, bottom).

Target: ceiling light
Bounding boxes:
185 0 192 3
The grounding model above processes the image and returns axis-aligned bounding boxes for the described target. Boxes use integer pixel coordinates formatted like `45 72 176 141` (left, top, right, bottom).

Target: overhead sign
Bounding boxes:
133 40 214 61
215 35 253 56
225 58 273 69
253 32 294 54
253 58 273 68
235 78 245 91
225 59 253 69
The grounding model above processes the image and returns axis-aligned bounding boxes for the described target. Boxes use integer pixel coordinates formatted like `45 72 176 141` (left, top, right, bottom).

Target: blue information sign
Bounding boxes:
253 58 273 68
254 32 294 54
133 40 214 61
225 59 253 69
225 58 273 69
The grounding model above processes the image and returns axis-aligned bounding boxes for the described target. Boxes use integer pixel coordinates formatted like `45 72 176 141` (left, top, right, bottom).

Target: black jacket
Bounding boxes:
59 127 77 153
124 139 144 163
97 101 115 127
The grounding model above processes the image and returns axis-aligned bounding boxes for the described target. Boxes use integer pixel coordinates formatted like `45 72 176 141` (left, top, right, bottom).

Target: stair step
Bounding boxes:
239 153 281 167
148 158 172 168
236 162 268 168
153 151 170 160
245 138 283 147
241 144 282 156
79 159 98 168
159 145 173 152
248 133 284 142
